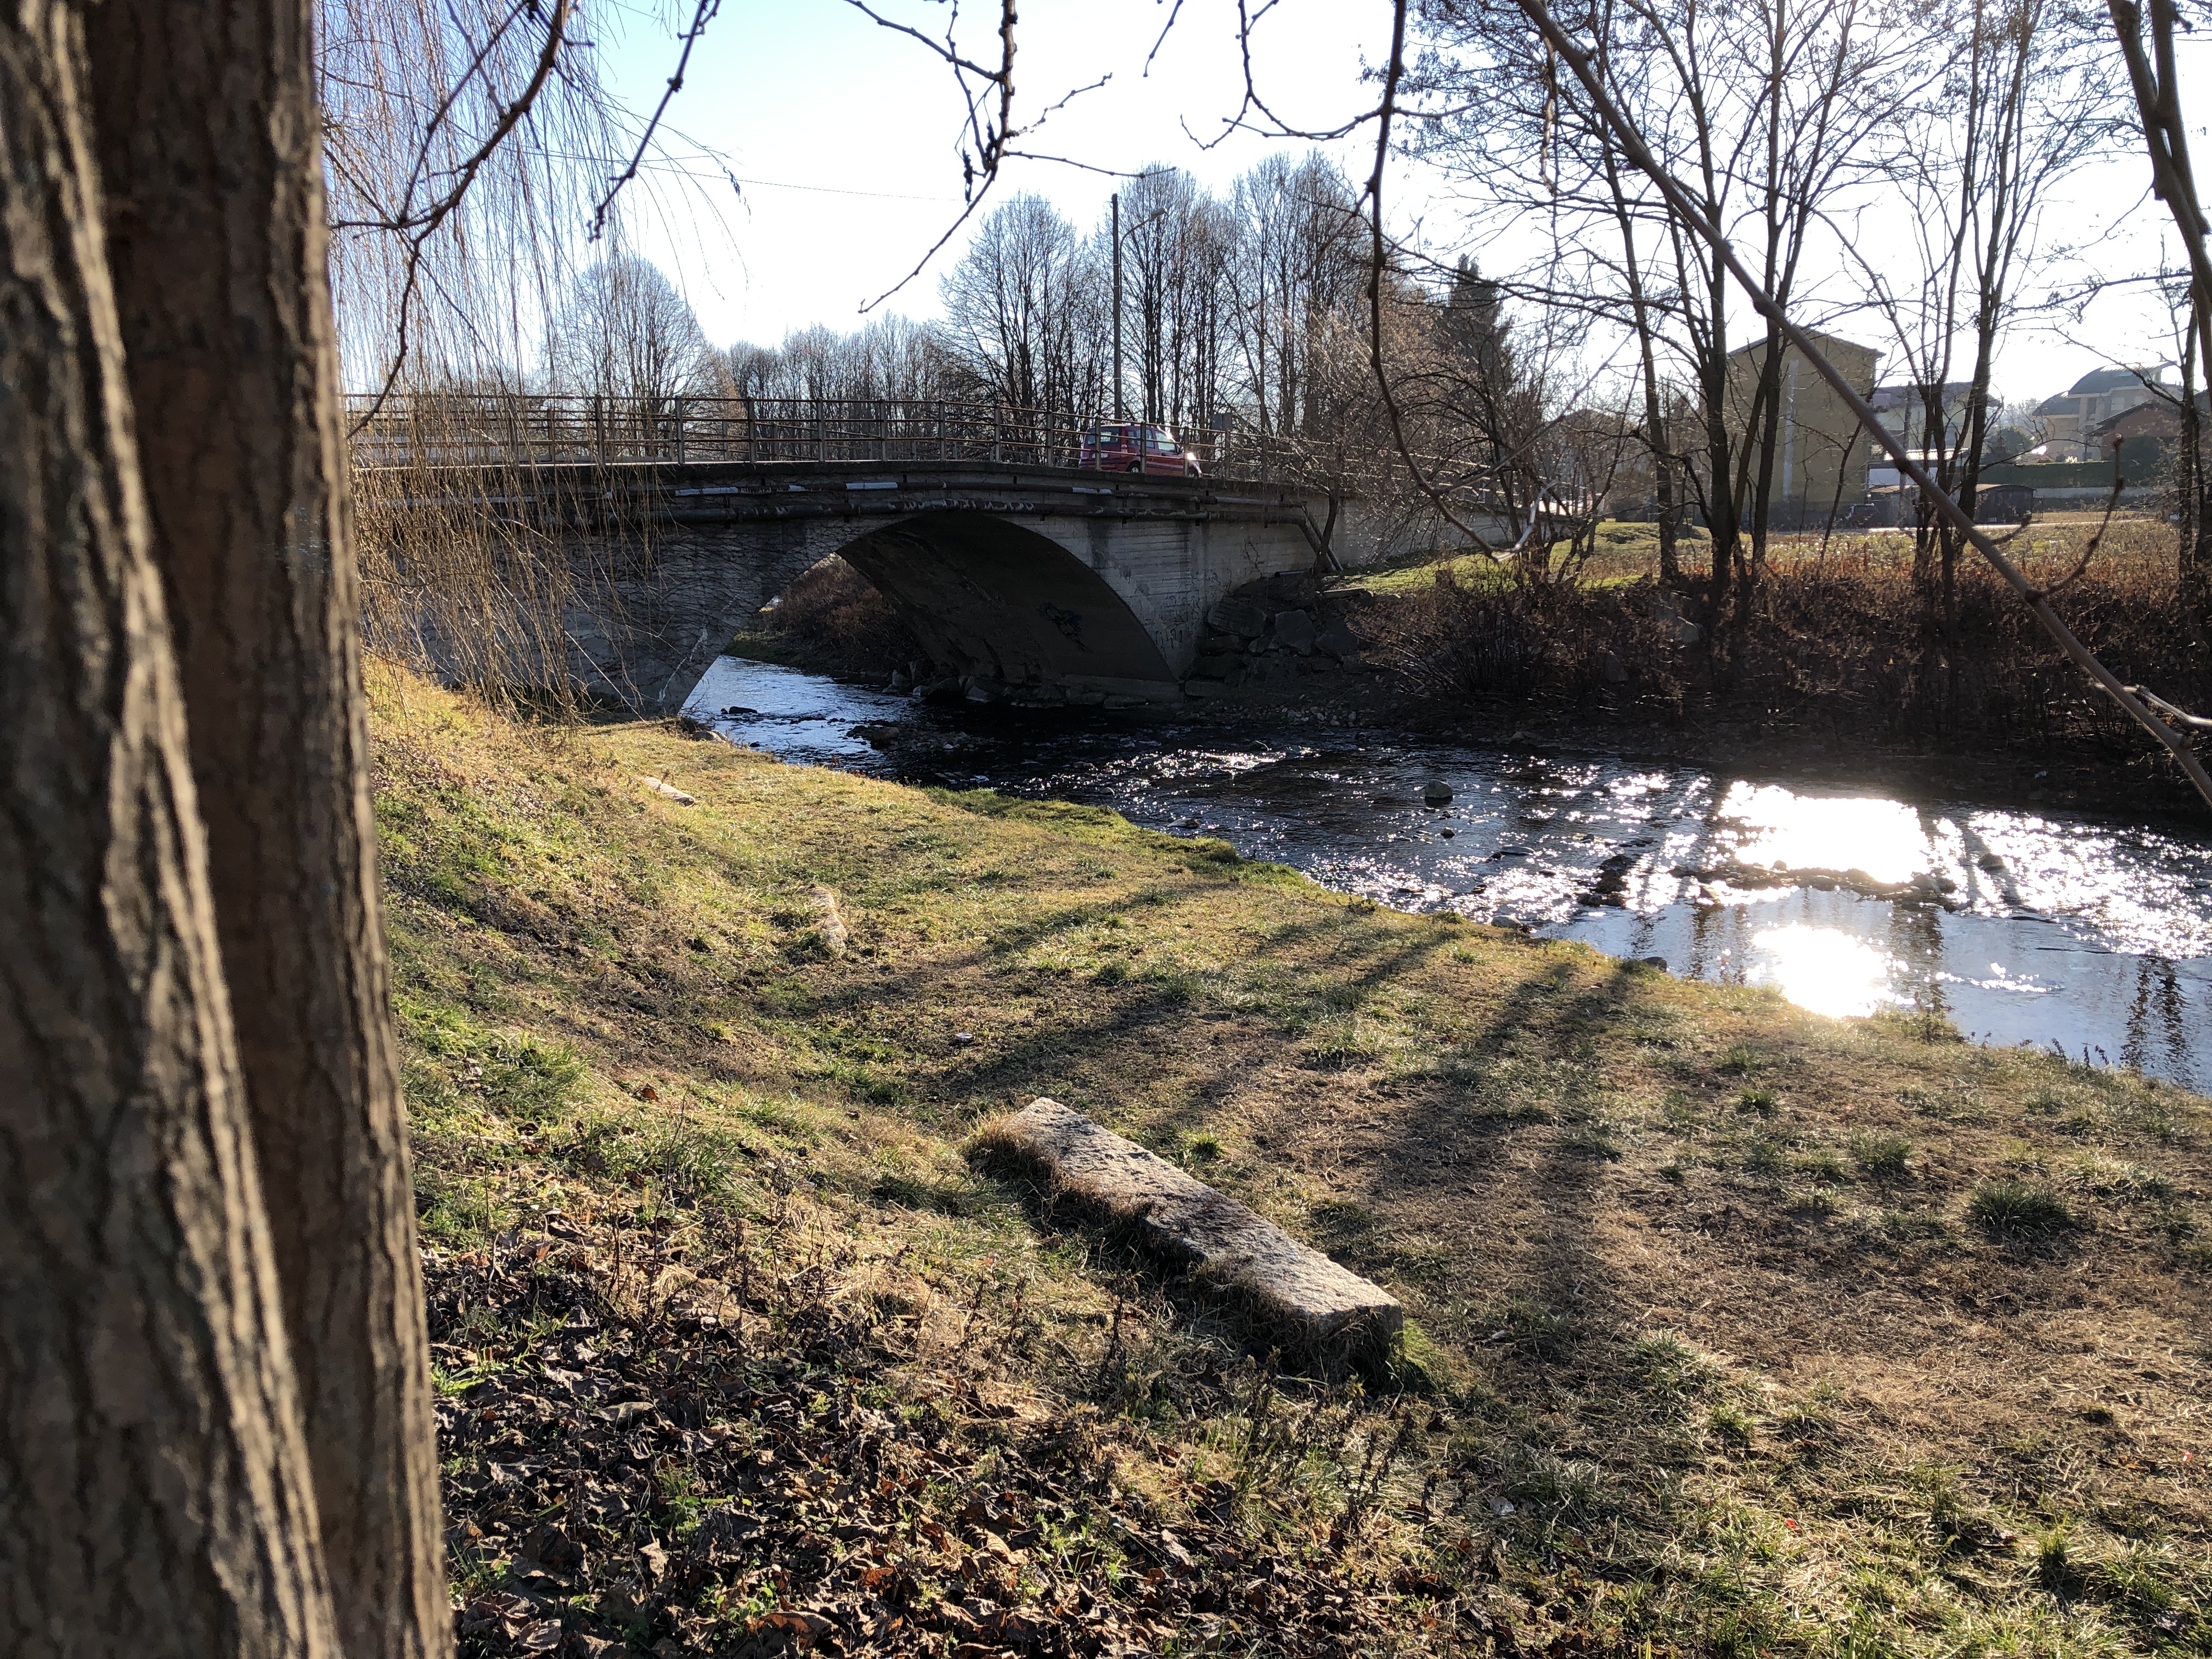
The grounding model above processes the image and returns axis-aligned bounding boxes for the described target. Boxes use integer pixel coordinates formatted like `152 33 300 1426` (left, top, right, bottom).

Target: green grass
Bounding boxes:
1335 520 1712 596
1849 1131 1913 1179
368 662 2212 1659
1967 1177 2076 1238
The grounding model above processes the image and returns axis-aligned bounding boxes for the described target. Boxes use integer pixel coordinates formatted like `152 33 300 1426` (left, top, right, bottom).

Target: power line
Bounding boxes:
521 148 958 202
730 174 959 203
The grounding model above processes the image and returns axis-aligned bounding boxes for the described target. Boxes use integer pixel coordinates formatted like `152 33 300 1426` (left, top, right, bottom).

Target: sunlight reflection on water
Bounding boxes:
1720 783 1931 886
687 657 2212 1087
1749 925 1897 1019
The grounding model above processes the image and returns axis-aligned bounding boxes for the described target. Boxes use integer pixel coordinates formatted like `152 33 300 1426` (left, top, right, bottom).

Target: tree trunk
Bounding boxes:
1742 330 1785 597
0 8 338 1653
1601 145 1680 583
86 4 449 1654
1702 355 1737 631
2180 320 2212 642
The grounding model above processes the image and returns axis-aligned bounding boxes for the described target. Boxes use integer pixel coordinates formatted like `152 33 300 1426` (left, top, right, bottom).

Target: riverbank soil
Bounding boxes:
371 663 2211 1657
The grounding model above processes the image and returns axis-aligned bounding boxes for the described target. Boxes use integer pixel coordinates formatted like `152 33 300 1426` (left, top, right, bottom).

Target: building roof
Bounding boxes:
1723 328 1878 365
2089 390 2210 435
2066 365 2168 396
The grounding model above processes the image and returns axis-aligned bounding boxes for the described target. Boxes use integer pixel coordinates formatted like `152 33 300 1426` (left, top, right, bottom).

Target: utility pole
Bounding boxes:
1111 192 1125 423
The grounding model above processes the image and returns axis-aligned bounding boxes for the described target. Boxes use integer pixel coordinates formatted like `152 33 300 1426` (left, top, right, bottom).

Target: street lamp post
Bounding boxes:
1111 192 1124 424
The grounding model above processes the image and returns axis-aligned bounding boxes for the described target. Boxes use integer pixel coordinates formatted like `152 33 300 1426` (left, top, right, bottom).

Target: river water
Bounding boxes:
686 657 2212 1090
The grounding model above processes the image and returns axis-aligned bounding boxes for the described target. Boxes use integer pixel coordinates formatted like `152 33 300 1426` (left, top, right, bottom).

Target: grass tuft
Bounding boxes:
1718 1044 1766 1076
1849 1131 1913 1180
1968 1177 2075 1238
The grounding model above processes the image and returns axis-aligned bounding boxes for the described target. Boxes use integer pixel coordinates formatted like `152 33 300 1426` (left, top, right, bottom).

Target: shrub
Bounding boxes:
760 554 921 675
1354 531 2211 778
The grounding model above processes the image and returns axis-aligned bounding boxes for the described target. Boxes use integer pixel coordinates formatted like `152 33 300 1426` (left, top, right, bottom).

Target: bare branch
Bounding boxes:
590 0 723 240
1511 0 2212 810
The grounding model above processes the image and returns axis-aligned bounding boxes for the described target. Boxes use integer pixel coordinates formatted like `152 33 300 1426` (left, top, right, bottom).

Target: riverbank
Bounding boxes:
372 663 2211 1656
1334 525 2211 820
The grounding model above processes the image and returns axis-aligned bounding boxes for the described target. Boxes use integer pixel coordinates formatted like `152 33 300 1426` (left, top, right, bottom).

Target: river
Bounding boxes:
686 657 2212 1090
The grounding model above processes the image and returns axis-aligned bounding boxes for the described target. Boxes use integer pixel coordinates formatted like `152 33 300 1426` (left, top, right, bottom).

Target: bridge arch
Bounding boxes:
826 511 1178 693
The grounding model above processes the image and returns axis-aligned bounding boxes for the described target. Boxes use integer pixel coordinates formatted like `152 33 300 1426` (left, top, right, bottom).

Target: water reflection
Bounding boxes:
1720 783 1932 885
1749 925 1896 1019
687 658 2212 1088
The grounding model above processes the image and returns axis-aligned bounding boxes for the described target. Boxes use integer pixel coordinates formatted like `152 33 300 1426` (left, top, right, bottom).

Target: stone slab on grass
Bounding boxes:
985 1098 1402 1361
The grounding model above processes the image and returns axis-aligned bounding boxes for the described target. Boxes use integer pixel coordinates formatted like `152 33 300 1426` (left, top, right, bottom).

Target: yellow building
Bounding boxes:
1723 329 1881 527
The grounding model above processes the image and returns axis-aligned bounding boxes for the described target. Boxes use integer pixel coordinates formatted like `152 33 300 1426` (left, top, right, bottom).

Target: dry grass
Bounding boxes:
1355 517 2209 792
371 662 2212 1656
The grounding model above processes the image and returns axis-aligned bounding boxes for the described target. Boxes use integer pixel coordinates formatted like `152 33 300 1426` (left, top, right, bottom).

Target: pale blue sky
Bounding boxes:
590 0 2212 409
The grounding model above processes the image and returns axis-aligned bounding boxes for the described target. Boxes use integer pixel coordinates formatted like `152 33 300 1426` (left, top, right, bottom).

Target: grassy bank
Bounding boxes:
370 663 2211 1657
1341 521 1715 597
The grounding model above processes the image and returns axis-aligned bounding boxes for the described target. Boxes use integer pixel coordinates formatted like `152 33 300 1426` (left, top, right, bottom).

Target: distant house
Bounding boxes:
1723 330 1881 526
2033 366 2173 459
2085 392 2208 483
1865 381 1974 485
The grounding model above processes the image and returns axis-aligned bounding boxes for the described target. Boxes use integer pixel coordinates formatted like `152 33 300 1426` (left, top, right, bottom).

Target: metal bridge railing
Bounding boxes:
345 392 1302 477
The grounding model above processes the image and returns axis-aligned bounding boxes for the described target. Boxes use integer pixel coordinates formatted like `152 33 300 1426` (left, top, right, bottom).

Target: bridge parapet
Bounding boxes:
417 456 1324 546
346 392 1310 479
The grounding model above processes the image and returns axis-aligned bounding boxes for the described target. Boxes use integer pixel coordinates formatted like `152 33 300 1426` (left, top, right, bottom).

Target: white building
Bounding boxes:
2033 367 2172 461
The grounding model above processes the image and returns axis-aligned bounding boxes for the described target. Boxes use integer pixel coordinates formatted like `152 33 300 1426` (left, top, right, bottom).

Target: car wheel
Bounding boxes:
1126 462 1144 474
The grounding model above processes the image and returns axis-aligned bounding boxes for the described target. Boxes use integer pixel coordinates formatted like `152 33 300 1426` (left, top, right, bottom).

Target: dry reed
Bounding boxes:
1367 518 2211 769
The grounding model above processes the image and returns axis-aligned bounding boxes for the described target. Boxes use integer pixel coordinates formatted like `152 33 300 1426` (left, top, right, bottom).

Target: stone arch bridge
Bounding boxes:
417 459 1333 711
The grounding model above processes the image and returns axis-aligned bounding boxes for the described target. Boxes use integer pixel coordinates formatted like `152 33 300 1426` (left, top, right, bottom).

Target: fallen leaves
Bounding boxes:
430 1208 1502 1657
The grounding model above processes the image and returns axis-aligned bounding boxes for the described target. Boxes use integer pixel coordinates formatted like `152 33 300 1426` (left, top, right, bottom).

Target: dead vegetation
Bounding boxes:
1356 518 2211 794
740 556 924 681
430 1197 1497 1659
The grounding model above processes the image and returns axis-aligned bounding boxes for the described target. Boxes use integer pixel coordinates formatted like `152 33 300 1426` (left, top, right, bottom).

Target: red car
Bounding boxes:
1078 421 1202 477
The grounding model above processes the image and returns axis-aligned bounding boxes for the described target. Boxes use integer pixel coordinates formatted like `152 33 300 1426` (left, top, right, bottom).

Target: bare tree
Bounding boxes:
938 192 1107 416
1510 0 2212 803
319 0 618 398
1859 0 2115 640
550 256 731 408
730 314 954 402
1113 166 1234 433
1417 0 1919 628
1224 152 1367 443
2109 0 2212 637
